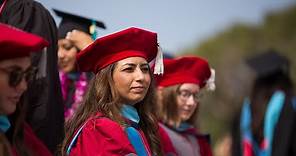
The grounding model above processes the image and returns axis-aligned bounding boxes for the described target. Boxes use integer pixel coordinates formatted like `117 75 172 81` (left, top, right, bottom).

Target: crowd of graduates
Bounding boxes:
0 0 295 156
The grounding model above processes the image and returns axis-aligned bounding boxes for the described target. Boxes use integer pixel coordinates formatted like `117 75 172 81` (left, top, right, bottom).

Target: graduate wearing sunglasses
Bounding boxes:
0 23 52 156
154 56 215 156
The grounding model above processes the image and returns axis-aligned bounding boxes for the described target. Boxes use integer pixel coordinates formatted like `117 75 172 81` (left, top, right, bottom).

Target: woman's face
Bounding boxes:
58 39 78 73
176 83 200 122
112 57 151 105
0 57 31 115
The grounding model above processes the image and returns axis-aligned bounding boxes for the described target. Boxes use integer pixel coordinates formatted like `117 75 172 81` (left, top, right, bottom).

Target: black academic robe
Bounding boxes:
231 95 296 156
271 95 296 156
0 0 64 153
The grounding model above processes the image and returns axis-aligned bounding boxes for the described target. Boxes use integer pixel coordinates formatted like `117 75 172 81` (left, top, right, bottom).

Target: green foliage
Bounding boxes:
183 5 296 146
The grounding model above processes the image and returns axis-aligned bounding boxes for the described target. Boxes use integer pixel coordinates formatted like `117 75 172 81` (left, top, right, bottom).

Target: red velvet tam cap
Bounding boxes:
76 27 158 73
155 56 213 89
0 23 49 61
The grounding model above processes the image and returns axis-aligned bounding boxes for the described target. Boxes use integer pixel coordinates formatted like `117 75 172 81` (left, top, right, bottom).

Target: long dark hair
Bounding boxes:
250 71 294 143
60 63 163 156
0 132 13 156
158 85 198 127
7 95 32 156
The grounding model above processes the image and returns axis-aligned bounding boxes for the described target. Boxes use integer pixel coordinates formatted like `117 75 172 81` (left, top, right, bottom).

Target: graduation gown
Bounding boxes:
10 123 52 156
22 123 52 156
271 96 296 156
0 0 64 153
68 112 153 156
158 122 212 156
231 96 296 156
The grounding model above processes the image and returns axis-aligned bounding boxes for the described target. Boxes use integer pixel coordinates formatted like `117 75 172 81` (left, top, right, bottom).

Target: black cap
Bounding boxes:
246 49 290 78
163 52 174 59
53 9 106 39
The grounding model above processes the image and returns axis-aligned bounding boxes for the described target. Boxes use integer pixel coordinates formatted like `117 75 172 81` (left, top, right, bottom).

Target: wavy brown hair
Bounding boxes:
158 85 199 127
60 63 163 156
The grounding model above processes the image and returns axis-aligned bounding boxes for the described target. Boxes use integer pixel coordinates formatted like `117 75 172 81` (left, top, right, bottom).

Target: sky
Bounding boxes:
36 0 296 55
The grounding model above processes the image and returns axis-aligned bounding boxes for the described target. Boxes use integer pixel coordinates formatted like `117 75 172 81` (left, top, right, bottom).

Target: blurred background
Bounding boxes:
36 0 296 155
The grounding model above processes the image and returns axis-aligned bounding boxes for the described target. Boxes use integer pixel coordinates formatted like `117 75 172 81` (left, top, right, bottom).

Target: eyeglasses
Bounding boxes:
177 89 203 102
0 66 37 87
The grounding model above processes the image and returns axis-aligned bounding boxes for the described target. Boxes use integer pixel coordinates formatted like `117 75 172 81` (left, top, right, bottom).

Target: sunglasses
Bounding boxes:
0 66 38 87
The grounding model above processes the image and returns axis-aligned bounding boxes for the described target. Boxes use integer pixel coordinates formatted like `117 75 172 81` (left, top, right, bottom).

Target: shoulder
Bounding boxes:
158 122 171 141
190 127 211 144
158 122 172 133
69 116 135 155
83 116 126 137
158 123 178 156
82 116 131 146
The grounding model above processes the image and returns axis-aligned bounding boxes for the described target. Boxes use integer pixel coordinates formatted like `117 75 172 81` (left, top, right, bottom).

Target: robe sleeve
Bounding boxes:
69 118 136 156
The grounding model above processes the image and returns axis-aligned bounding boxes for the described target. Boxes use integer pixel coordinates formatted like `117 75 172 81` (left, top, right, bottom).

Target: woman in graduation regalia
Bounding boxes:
0 23 52 156
154 57 215 156
0 0 64 153
53 9 106 120
59 27 164 156
232 50 296 156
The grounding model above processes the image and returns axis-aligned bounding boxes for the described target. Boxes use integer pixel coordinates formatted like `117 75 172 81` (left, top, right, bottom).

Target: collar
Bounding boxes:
175 122 193 132
121 104 140 124
0 115 10 133
164 121 195 133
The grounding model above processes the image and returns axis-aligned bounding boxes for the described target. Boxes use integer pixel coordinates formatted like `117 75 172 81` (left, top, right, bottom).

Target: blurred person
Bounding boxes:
59 27 164 156
232 50 296 156
155 56 215 156
53 9 106 120
0 0 64 153
0 23 52 156
214 134 232 156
